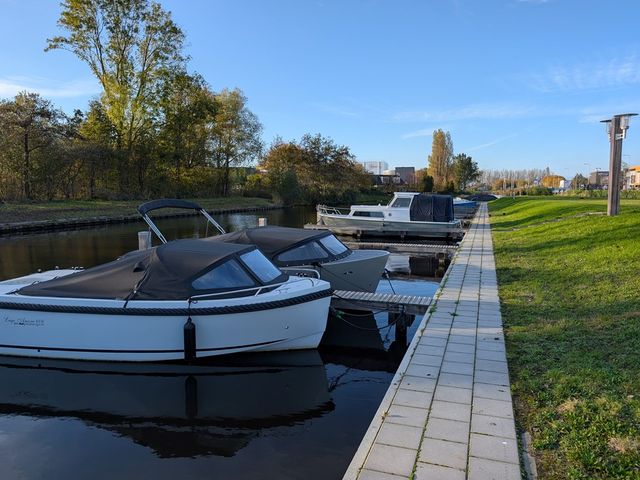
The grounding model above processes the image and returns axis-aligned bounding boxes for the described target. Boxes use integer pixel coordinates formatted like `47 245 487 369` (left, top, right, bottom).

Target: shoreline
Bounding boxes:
0 204 283 235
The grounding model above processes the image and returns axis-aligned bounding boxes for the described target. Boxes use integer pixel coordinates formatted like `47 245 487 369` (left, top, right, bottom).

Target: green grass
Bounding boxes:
489 197 640 479
0 196 277 224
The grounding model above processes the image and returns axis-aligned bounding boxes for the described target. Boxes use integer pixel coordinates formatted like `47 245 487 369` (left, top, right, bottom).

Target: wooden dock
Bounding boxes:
332 290 432 315
303 223 464 241
343 241 458 255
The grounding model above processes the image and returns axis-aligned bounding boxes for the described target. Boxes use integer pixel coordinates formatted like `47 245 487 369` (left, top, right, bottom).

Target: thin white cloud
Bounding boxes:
464 133 519 152
576 102 640 123
524 55 640 93
393 103 534 123
0 76 100 99
311 102 359 118
402 128 434 139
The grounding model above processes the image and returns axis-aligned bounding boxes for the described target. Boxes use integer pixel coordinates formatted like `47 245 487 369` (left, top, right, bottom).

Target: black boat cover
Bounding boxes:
208 226 337 262
409 194 454 222
138 198 203 216
17 239 285 301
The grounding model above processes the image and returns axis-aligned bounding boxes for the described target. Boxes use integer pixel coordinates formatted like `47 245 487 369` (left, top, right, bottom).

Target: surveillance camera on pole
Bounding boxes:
600 113 637 216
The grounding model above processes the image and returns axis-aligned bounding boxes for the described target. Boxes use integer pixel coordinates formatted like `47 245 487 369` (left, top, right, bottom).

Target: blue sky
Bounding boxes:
1 0 639 176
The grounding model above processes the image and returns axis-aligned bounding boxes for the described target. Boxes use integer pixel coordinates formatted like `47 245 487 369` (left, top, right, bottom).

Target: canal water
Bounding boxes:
0 207 440 480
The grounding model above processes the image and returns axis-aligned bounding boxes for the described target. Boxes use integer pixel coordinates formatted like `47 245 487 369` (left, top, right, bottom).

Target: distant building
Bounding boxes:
624 166 640 190
589 170 609 189
362 161 389 175
395 167 416 185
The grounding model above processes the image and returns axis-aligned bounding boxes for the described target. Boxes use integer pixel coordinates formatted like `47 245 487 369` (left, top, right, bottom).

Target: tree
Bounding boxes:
422 175 434 192
209 89 263 196
452 153 480 191
47 0 186 194
156 72 217 196
427 129 453 191
298 133 369 202
0 92 67 199
260 134 369 204
260 140 304 205
540 175 565 188
572 174 588 189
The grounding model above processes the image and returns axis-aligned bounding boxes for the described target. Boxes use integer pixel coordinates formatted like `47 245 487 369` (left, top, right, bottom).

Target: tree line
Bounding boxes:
0 0 366 203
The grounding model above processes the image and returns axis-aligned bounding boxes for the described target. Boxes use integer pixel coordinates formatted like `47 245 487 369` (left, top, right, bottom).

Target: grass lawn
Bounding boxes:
489 197 640 479
0 196 277 224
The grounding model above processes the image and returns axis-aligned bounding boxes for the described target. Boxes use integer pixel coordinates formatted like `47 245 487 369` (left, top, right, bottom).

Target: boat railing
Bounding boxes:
280 267 321 279
189 276 319 302
317 204 347 215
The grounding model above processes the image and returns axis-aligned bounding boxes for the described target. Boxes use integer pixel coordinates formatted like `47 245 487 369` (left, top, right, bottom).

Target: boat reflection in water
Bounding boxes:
0 351 332 458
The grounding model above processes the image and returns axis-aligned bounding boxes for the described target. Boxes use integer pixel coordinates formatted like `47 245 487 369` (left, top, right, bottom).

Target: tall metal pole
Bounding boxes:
607 116 622 216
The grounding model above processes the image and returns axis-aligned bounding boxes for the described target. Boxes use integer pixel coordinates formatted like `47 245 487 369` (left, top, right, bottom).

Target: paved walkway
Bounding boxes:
343 204 521 480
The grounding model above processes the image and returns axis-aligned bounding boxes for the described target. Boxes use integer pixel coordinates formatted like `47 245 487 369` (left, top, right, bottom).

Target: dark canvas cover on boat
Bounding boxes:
17 240 268 301
409 194 454 222
208 226 331 258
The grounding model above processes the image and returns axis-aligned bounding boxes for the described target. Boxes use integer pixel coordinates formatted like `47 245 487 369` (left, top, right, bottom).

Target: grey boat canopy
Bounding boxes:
208 226 350 267
409 194 454 222
17 239 287 301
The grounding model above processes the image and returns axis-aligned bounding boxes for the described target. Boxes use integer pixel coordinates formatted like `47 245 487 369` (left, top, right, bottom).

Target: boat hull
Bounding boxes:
318 214 463 239
0 279 331 362
283 250 390 292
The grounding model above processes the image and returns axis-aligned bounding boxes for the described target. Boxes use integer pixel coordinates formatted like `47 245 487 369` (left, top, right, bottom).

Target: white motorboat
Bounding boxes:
209 226 389 293
0 239 331 361
316 192 464 240
138 199 390 293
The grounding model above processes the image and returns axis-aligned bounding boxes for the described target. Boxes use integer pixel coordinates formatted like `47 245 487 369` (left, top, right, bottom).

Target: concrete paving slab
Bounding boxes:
471 414 517 439
467 456 521 480
363 444 417 477
358 469 406 480
376 422 424 450
434 385 473 405
394 388 433 409
414 462 465 480
469 433 520 465
419 437 468 470
386 405 430 427
429 400 471 422
472 397 514 419
424 417 470 444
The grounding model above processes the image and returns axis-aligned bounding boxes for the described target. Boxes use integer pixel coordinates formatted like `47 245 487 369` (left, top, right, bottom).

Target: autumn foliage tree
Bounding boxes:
260 134 370 205
540 175 565 188
427 129 453 191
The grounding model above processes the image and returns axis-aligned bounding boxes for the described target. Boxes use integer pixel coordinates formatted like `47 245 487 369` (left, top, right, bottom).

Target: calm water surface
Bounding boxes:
0 207 440 480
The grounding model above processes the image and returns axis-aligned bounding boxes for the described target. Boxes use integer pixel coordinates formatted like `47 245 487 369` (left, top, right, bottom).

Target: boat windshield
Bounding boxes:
277 241 329 263
319 235 348 255
240 249 282 283
390 197 412 208
192 259 256 290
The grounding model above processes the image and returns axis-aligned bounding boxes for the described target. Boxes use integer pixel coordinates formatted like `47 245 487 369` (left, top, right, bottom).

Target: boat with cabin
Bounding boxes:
138 199 390 293
0 239 331 361
315 193 464 240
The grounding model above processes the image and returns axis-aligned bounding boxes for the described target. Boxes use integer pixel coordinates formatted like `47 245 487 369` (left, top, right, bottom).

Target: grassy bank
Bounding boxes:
489 197 640 479
0 196 277 224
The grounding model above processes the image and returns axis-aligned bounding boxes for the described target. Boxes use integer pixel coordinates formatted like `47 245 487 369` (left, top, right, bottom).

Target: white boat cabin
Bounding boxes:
348 192 420 221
